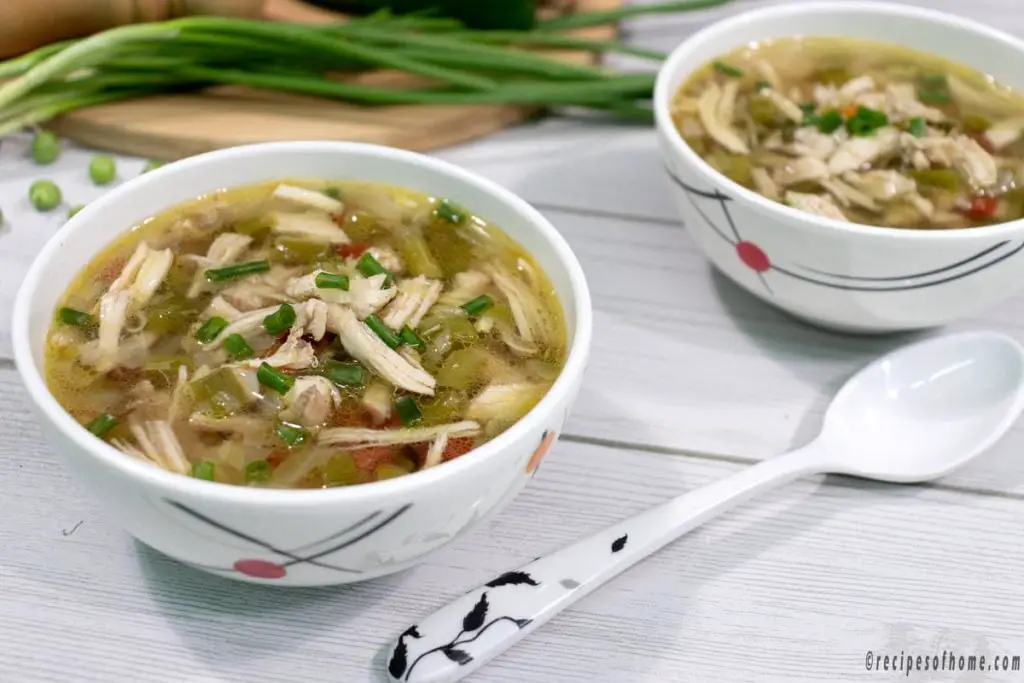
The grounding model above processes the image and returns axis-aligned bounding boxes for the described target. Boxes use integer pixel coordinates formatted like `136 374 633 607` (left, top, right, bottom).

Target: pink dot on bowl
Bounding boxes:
233 559 287 579
736 241 771 273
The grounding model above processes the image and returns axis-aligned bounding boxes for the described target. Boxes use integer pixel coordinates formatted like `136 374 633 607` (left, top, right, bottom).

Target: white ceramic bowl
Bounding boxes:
12 141 592 587
654 1 1024 333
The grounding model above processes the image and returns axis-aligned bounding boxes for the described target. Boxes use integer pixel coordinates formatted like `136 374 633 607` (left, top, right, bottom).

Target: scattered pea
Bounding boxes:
29 180 62 212
31 131 60 165
141 159 163 174
89 154 117 185
67 204 85 219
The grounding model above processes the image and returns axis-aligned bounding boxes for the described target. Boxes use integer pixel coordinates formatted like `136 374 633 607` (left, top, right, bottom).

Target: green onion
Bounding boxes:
195 316 228 343
315 272 349 290
245 459 271 484
395 395 422 426
908 117 928 138
400 325 426 351
540 0 733 30
365 314 402 348
191 461 215 481
257 362 294 394
86 413 117 437
712 61 743 78
88 154 117 185
58 306 93 327
263 303 296 336
810 109 843 134
754 80 770 91
223 333 253 359
205 259 269 282
919 89 951 104
462 294 494 317
435 199 465 224
275 421 309 447
799 102 816 115
31 130 60 164
356 252 391 284
29 179 61 211
845 106 889 136
324 359 366 387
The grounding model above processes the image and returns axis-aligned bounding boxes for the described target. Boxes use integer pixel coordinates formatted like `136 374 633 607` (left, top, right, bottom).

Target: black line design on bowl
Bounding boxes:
164 499 412 579
664 168 1024 293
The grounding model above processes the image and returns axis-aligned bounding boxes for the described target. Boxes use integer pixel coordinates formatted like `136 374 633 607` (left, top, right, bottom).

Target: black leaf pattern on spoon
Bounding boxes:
441 647 473 665
388 638 408 679
486 570 540 587
611 534 627 553
462 593 488 632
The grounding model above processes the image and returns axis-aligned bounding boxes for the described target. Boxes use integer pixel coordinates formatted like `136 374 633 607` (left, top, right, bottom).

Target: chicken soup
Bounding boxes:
45 180 567 488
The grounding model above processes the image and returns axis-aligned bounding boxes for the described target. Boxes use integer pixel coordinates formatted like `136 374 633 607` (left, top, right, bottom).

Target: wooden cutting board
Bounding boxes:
47 0 624 160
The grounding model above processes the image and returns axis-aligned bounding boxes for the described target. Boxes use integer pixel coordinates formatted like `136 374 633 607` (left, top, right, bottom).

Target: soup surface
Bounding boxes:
672 37 1024 228
45 179 567 488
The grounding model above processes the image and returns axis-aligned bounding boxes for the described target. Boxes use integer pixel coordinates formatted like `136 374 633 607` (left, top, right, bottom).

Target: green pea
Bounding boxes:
89 155 117 186
29 180 62 212
67 204 85 219
141 159 163 174
31 131 60 165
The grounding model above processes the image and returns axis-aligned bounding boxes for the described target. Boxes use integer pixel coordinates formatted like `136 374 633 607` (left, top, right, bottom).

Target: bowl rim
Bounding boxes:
653 0 1024 242
11 140 593 508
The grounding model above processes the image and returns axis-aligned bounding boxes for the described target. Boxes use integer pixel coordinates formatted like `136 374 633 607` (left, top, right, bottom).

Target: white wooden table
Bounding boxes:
6 1 1024 681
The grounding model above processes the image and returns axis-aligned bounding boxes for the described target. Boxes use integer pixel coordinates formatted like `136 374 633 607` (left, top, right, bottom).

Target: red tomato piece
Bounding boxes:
336 243 368 259
968 196 998 219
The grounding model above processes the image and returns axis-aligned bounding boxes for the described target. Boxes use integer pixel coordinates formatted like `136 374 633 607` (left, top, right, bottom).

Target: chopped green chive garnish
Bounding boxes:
462 294 494 317
799 101 816 115
355 252 393 286
195 316 229 343
712 61 744 77
257 362 294 394
845 106 890 136
435 199 465 224
191 461 215 481
395 396 422 426
400 325 426 351
86 413 117 437
223 333 253 359
263 303 296 336
324 359 366 387
919 89 951 104
315 272 350 290
754 80 771 91
365 314 402 348
245 459 271 484
58 307 93 327
205 259 270 282
908 117 928 138
810 109 843 134
275 421 309 447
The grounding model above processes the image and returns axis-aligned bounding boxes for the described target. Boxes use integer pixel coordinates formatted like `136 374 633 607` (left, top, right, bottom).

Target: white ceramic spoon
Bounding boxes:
386 331 1024 683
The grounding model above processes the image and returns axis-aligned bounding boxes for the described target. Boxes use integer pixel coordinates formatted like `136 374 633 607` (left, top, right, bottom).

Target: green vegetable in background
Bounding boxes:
31 130 60 164
89 154 116 185
312 0 538 31
29 179 61 211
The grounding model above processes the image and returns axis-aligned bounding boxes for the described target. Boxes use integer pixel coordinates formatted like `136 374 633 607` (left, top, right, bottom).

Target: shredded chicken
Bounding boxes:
985 118 1024 150
318 420 480 447
361 381 393 426
120 418 190 474
287 271 396 320
184 233 252 298
487 265 554 346
270 211 350 244
820 178 880 212
188 413 268 435
423 432 448 469
437 271 490 307
280 376 341 427
827 127 900 175
784 191 849 221
843 170 917 201
751 167 780 201
327 305 436 395
465 382 546 423
365 246 404 274
381 276 443 330
272 183 344 213
698 81 749 155
773 157 830 187
204 295 243 322
764 88 804 123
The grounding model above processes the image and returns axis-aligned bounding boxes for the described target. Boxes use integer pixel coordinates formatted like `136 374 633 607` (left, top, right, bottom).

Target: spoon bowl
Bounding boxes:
389 331 1024 683
819 331 1024 483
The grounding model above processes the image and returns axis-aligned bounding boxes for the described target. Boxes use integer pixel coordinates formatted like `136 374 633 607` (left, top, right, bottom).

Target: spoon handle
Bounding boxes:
386 446 824 683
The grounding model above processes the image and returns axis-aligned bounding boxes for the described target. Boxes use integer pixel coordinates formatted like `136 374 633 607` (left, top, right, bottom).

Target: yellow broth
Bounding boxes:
45 179 567 489
672 37 1024 228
